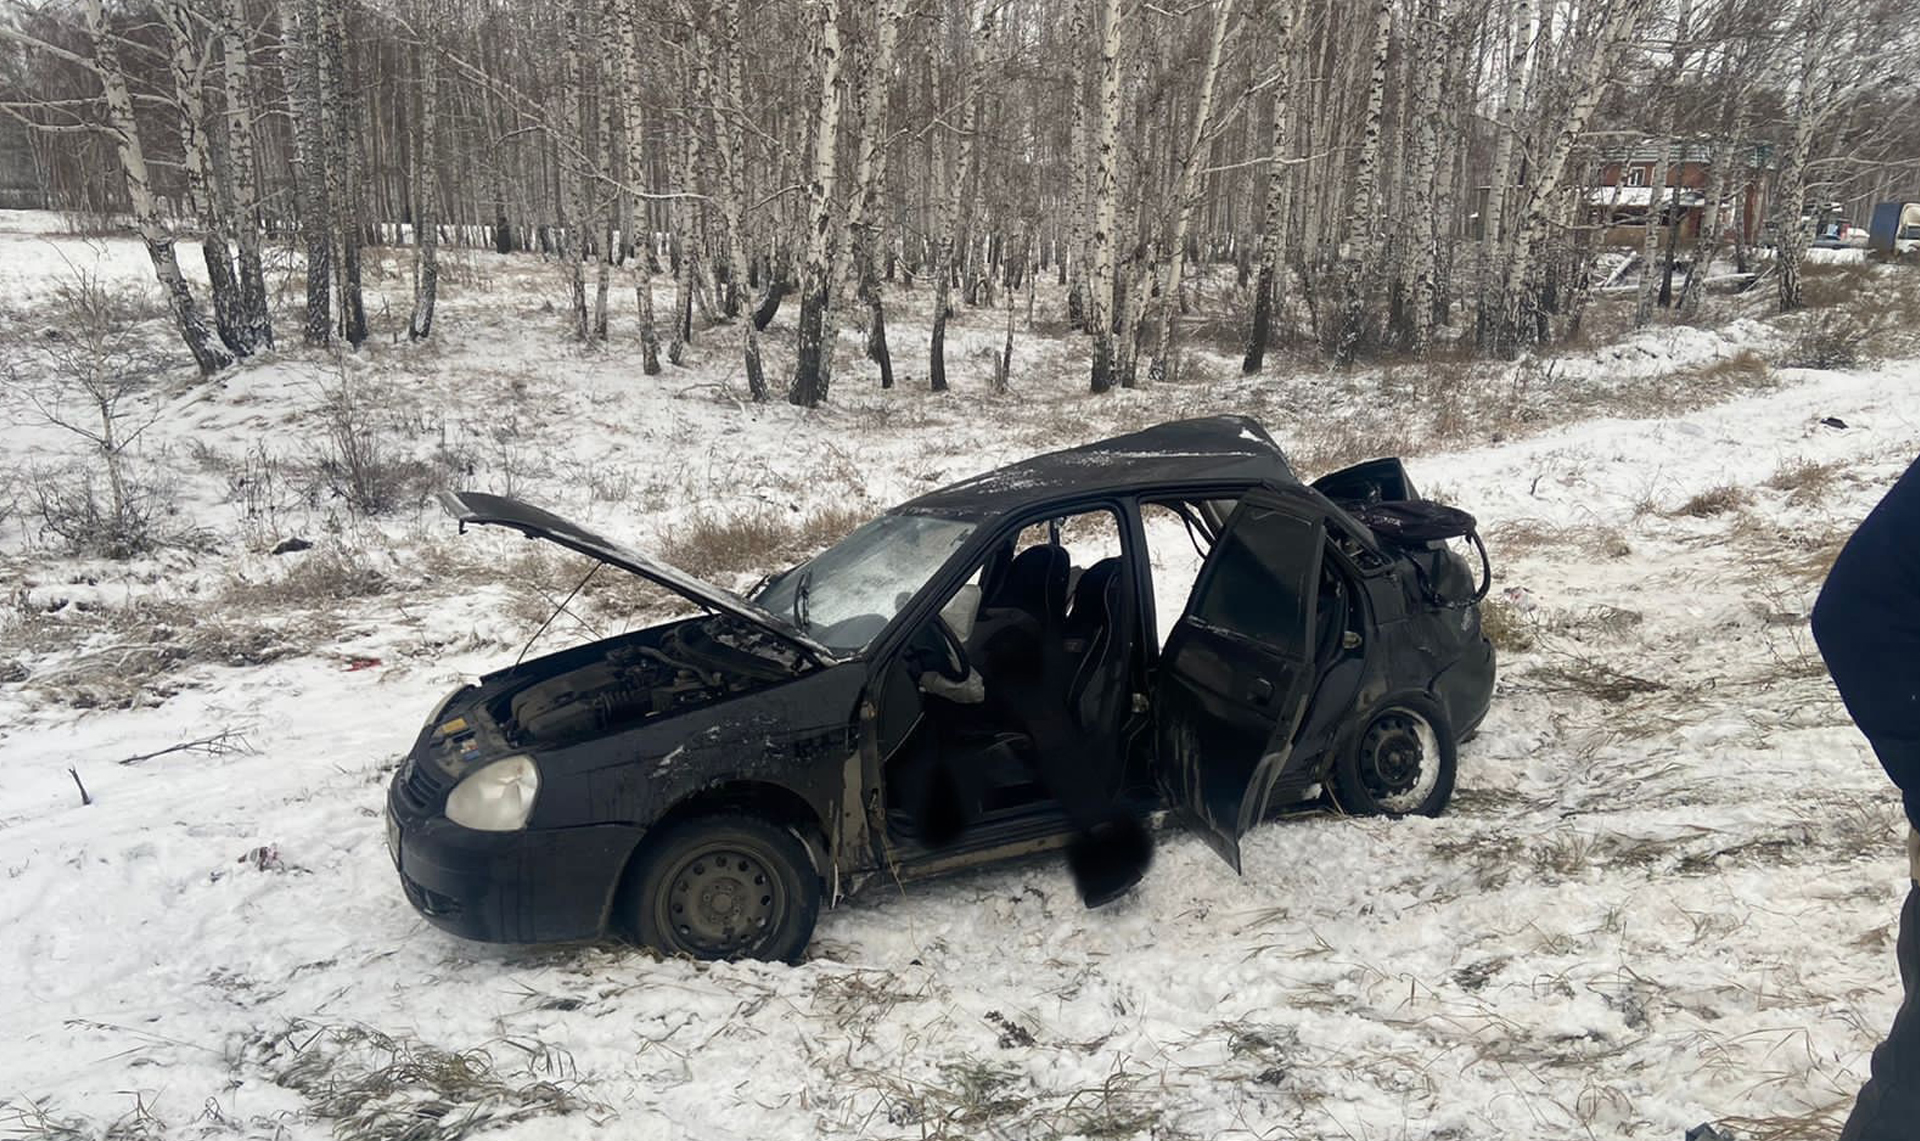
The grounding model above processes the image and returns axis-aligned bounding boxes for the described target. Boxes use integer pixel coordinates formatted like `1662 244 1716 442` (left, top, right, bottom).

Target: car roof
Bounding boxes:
893 415 1302 519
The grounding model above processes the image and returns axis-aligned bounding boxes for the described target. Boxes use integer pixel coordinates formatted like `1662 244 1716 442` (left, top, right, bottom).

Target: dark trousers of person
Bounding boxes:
1840 854 1920 1139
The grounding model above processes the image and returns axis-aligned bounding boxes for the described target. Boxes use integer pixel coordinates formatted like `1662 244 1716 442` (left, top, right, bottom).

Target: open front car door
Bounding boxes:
1154 492 1324 872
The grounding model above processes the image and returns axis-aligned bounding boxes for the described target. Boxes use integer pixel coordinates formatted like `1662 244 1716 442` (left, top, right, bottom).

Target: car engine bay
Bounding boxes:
496 618 807 747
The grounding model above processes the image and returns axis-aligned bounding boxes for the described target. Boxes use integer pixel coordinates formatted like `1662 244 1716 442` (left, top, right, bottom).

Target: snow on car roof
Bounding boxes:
895 415 1299 518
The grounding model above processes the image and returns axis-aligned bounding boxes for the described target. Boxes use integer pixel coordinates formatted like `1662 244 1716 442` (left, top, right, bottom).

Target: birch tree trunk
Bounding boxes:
1064 0 1092 331
1633 136 1674 327
1680 75 1749 317
931 0 987 395
666 22 704 366
1775 1 1825 313
559 0 589 340
219 0 272 349
1335 0 1392 365
321 0 366 346
1499 0 1656 351
1478 0 1531 348
590 0 612 342
845 0 903 389
280 0 331 346
713 0 761 394
160 0 249 358
1086 0 1123 393
408 0 440 341
83 0 230 375
1406 0 1445 351
1242 0 1301 374
613 0 661 372
1147 0 1233 384
789 0 844 408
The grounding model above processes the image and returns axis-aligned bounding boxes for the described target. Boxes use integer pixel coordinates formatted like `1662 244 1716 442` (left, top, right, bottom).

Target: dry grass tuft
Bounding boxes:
11 603 319 710
1684 348 1771 389
1532 652 1667 703
1672 484 1751 518
264 1020 596 1141
1478 597 1537 652
1765 458 1842 506
659 503 869 583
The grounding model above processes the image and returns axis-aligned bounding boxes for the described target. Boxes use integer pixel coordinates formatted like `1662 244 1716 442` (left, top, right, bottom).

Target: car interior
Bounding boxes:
878 496 1372 847
882 508 1148 843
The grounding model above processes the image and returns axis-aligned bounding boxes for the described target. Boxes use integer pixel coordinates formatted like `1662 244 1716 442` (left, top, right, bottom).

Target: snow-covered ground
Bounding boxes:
3 210 1918 1140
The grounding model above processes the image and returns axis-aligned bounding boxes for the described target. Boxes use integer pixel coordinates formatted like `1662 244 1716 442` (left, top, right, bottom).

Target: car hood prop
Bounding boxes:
439 490 842 664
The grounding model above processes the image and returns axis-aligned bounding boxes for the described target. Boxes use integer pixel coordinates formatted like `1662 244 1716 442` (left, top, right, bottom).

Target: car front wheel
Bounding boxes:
1330 699 1457 818
620 813 821 963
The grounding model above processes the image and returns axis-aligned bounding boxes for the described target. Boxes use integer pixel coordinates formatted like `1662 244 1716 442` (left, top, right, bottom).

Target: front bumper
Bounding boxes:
387 777 643 943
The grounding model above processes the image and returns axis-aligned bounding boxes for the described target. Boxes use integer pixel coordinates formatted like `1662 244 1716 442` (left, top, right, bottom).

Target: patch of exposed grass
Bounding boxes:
1478 597 1537 652
1532 652 1667 703
1672 484 1751 518
659 502 869 583
263 1020 596 1141
5 598 324 710
1765 458 1842 506
220 546 393 608
1684 348 1771 389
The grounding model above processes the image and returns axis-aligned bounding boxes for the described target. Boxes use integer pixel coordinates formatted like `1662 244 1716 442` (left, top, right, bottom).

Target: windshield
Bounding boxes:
754 513 976 653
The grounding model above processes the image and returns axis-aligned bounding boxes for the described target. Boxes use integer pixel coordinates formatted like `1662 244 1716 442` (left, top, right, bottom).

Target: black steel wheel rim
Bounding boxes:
656 841 785 958
1359 711 1439 813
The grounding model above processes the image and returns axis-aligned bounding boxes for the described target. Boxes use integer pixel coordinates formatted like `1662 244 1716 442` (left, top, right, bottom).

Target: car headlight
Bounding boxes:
444 755 539 832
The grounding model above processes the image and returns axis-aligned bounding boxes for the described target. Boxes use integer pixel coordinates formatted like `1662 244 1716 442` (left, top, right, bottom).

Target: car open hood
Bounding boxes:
440 491 841 663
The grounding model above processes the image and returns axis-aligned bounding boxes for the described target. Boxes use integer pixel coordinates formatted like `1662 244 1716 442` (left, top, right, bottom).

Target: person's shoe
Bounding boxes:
1684 1124 1735 1141
1067 815 1153 908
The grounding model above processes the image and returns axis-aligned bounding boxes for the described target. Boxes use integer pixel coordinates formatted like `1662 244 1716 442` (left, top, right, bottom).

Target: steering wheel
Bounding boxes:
926 617 972 683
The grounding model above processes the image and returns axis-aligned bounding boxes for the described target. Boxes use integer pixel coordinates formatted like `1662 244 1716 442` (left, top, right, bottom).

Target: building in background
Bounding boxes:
1584 141 1774 247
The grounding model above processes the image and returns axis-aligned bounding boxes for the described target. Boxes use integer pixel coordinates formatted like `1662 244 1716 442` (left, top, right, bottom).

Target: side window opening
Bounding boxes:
1140 498 1237 647
1187 505 1319 647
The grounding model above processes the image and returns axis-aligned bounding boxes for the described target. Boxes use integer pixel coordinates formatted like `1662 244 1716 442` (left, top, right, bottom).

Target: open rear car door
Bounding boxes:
1154 491 1324 872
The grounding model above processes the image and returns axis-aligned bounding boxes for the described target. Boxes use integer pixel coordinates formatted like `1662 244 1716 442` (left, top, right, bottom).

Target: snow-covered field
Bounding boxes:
3 209 1919 1140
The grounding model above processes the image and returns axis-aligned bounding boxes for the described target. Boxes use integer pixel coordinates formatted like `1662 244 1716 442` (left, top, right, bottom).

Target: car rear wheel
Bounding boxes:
621 814 821 963
1330 699 1457 818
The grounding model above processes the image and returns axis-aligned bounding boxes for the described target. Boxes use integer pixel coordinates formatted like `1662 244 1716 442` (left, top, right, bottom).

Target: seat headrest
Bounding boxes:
988 544 1070 623
1065 557 1123 635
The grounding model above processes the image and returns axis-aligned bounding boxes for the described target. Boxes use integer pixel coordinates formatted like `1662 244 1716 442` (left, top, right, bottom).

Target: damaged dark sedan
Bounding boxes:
386 417 1495 961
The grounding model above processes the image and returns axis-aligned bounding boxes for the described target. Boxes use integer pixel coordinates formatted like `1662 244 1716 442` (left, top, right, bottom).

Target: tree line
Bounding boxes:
3 0 1916 402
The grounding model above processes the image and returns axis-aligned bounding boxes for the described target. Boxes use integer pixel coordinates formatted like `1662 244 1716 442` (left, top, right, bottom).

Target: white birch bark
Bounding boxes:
931 0 987 394
408 0 440 341
83 0 230 375
560 0 589 340
714 0 762 393
1086 0 1123 393
1499 0 1657 350
843 0 903 388
1242 0 1302 373
613 0 661 372
219 0 272 348
1335 0 1392 363
1407 0 1445 350
1478 0 1532 345
320 0 365 346
1147 0 1234 384
159 0 248 357
788 0 844 407
1775 0 1826 313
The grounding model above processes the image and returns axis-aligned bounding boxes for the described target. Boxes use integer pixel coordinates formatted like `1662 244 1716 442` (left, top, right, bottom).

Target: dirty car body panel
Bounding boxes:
386 417 1495 952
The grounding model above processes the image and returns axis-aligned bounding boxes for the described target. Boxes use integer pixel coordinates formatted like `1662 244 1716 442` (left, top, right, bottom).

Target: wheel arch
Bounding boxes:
609 780 830 920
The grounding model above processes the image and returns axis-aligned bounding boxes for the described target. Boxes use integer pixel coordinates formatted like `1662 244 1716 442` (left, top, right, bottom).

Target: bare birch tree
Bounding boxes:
789 0 844 407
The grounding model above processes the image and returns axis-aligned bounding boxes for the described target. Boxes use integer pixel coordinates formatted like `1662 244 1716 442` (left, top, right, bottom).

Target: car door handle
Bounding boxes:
1249 678 1274 705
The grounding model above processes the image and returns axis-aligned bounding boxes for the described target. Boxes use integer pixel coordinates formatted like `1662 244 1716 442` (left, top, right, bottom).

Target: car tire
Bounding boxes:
620 813 821 963
1329 697 1457 818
